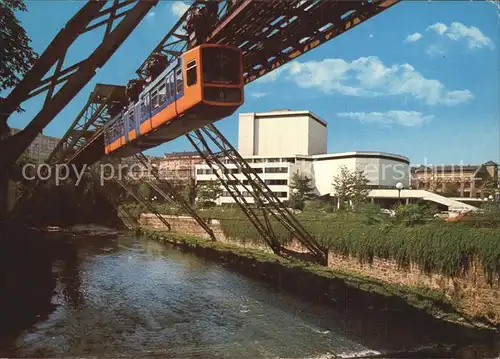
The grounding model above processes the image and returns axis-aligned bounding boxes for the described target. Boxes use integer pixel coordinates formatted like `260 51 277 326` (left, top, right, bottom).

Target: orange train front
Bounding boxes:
104 44 244 157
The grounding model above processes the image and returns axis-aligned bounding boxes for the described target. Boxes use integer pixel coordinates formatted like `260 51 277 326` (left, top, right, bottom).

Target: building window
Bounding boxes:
265 167 288 174
273 191 287 198
265 179 288 186
196 169 213 175
267 158 280 163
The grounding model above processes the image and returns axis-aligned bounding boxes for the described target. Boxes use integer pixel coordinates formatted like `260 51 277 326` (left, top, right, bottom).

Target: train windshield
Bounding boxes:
202 47 241 85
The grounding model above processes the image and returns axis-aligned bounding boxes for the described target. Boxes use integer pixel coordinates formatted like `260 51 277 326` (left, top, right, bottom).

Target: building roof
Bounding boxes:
243 109 328 127
308 151 410 164
204 151 409 164
484 160 498 166
164 151 200 157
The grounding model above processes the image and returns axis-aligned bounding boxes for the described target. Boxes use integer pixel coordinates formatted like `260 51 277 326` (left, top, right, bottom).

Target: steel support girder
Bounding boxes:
186 129 281 253
134 153 217 242
204 0 400 84
0 0 158 171
92 161 172 231
186 124 327 262
48 84 125 165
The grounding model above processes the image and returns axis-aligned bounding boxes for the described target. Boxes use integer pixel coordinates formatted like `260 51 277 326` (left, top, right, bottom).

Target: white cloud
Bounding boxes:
404 32 422 43
338 111 435 127
146 11 156 21
445 22 494 49
427 23 448 35
171 1 190 18
267 56 473 106
251 92 269 98
426 44 446 57
426 22 494 50
255 64 290 83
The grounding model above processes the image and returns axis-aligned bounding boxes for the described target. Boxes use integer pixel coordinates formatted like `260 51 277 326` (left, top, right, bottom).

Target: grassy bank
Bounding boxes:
130 204 500 284
141 227 499 331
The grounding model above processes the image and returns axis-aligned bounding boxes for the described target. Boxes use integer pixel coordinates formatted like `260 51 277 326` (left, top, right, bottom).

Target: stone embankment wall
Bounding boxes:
139 213 500 322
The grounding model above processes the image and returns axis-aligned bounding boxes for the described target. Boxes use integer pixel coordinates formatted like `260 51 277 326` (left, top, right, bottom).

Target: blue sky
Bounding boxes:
7 1 500 166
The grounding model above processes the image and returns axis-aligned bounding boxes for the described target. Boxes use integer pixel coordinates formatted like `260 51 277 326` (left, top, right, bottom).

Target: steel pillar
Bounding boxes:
186 124 326 263
0 0 158 171
134 153 217 241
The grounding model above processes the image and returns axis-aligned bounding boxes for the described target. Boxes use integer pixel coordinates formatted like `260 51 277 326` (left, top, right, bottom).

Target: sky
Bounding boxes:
6 0 500 166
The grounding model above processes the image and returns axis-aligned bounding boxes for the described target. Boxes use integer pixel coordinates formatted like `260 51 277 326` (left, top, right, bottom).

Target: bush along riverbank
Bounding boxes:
140 227 500 334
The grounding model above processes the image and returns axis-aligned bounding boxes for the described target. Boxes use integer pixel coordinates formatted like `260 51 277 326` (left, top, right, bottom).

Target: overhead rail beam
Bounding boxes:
0 0 158 171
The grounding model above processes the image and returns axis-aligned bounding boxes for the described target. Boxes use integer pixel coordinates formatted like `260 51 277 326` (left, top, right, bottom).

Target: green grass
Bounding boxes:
126 204 500 283
141 227 500 329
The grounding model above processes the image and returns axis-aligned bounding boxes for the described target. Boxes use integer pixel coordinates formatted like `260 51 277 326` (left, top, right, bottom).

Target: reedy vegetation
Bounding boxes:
124 201 500 283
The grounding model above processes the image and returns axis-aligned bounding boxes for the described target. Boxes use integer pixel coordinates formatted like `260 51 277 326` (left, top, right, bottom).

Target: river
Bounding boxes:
0 232 498 358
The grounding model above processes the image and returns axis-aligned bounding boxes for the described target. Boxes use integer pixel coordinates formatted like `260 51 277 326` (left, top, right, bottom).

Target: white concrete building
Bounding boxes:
195 110 410 205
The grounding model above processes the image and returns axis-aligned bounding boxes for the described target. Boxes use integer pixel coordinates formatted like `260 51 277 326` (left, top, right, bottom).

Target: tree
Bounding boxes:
197 180 222 207
331 165 370 210
288 171 313 210
181 180 197 207
481 177 498 198
138 182 151 200
442 183 460 197
1 0 38 95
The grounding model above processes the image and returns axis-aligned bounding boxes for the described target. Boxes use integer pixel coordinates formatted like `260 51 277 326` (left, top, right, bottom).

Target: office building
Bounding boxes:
195 110 410 204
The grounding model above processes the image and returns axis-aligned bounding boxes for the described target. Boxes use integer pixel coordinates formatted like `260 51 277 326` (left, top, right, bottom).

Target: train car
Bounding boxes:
104 44 244 158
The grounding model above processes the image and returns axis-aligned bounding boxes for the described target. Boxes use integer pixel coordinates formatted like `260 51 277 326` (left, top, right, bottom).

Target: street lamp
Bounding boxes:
396 182 404 204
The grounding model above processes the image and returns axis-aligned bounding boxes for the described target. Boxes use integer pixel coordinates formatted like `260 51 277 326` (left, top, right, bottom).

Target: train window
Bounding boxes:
128 111 134 131
169 75 175 98
186 59 197 87
151 90 159 109
202 47 240 85
176 67 183 93
158 83 166 104
140 101 146 117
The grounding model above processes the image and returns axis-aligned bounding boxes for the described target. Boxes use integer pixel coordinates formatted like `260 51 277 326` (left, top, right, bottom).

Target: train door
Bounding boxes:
165 72 177 120
123 112 129 143
134 102 141 137
174 59 184 113
139 93 152 135
126 108 136 141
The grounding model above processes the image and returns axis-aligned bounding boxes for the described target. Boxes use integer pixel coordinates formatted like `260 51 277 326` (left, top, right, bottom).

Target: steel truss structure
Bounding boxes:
3 0 402 265
0 0 158 170
93 159 172 231
137 0 400 84
186 124 327 264
87 169 139 231
48 84 126 165
134 153 217 242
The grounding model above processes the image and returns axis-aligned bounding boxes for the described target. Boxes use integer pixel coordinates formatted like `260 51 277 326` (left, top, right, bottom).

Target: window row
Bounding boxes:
221 191 288 198
196 167 289 175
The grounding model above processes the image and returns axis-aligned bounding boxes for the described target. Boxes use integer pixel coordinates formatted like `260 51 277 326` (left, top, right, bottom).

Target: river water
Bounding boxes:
1 232 498 358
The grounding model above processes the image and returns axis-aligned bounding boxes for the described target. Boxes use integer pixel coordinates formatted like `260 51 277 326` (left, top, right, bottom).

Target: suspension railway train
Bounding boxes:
104 44 244 157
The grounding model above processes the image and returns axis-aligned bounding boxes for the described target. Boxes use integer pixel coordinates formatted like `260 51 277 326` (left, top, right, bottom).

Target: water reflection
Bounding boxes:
0 232 498 358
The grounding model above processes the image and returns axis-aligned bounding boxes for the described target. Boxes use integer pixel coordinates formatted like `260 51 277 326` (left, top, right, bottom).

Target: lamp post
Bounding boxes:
396 182 404 205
